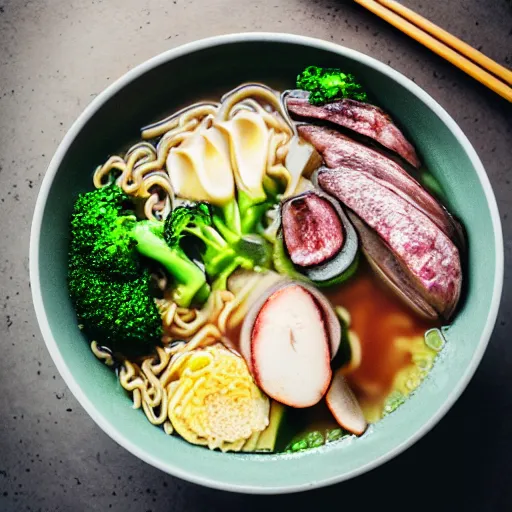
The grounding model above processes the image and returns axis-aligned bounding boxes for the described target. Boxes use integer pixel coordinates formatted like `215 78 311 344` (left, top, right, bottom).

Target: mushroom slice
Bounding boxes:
216 110 269 203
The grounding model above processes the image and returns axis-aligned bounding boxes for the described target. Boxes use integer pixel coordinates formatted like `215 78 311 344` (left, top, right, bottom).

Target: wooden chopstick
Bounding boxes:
354 0 512 102
377 0 512 85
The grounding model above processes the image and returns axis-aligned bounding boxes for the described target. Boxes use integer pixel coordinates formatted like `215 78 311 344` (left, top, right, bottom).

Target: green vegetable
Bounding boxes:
241 430 261 452
382 390 406 416
326 428 345 443
297 65 367 106
419 171 447 202
424 328 445 352
254 401 287 452
215 199 242 244
68 184 209 355
285 428 349 453
287 431 323 452
163 202 273 290
237 190 273 235
207 174 282 249
69 266 161 357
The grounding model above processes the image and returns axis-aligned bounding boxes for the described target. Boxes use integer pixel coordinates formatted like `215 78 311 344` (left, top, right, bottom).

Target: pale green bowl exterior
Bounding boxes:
29 33 504 494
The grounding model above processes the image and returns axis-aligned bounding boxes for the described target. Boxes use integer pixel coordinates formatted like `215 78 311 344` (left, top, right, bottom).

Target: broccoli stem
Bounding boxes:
215 184 280 240
220 199 242 236
163 201 274 295
181 224 238 277
237 189 274 235
241 203 270 234
209 199 243 247
132 222 208 307
194 282 211 304
211 259 243 292
212 211 241 247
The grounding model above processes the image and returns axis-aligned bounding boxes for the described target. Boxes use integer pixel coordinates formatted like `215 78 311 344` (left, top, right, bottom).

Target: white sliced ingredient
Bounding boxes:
167 126 234 206
251 284 332 408
326 369 367 435
283 136 323 196
216 110 268 202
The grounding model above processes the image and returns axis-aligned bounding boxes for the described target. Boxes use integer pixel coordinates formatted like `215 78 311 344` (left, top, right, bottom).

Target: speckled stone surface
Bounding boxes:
0 0 511 510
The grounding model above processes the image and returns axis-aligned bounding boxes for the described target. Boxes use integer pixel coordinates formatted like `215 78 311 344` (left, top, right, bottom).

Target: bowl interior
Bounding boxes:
32 36 501 493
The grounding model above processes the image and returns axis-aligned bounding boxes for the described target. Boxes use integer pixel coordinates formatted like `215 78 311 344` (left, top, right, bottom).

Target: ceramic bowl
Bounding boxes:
29 33 504 494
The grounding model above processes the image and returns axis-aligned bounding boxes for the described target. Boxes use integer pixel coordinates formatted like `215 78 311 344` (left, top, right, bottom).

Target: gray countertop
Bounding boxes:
1 1 511 510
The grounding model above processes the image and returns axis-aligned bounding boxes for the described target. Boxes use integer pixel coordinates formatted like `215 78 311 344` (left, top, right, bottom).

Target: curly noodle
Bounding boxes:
92 83 294 220
90 83 296 435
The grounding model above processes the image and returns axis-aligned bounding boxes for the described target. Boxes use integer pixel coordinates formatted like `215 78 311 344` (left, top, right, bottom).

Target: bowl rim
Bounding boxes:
29 32 504 494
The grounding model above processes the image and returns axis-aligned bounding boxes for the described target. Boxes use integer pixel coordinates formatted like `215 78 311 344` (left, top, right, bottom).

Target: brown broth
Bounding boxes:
324 259 439 415
222 259 439 449
223 258 440 444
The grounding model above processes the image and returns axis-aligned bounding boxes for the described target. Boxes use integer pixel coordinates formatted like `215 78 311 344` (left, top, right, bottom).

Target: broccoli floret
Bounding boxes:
69 262 161 356
296 65 368 105
164 202 272 290
70 184 208 308
70 184 140 277
68 184 209 355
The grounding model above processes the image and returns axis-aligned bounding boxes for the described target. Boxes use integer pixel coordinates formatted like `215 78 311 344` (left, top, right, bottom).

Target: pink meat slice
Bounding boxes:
282 192 344 267
298 124 458 241
318 168 462 319
287 96 421 168
251 284 332 408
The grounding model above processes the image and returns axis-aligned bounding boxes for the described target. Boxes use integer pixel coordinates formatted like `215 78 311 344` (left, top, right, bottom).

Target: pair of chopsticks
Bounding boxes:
354 0 512 102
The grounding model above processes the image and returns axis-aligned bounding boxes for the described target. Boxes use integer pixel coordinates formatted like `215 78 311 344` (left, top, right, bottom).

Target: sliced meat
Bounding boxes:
317 168 462 319
282 192 344 267
287 94 420 168
251 284 332 408
299 124 460 243
347 211 438 320
239 278 342 368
